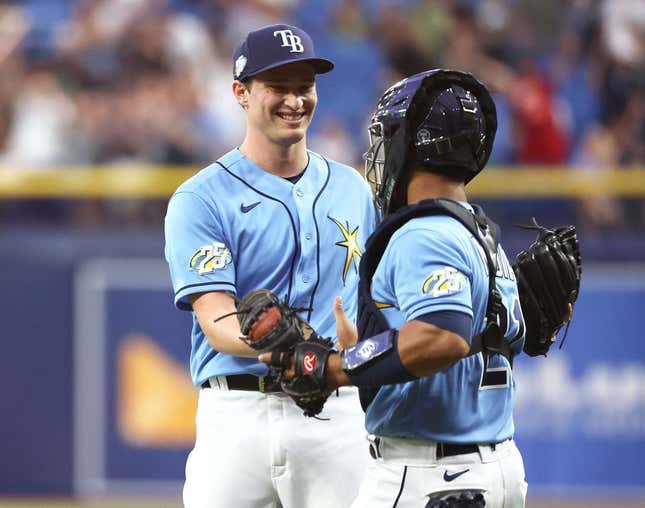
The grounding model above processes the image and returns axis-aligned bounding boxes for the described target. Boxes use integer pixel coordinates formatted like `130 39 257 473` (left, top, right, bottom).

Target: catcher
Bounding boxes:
250 69 582 508
248 223 580 419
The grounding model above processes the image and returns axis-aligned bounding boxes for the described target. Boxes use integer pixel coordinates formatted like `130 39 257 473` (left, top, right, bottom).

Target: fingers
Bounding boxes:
258 350 296 378
333 296 358 351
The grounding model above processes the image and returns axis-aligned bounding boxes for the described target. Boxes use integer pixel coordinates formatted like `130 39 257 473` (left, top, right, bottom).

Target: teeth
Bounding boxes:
278 113 303 120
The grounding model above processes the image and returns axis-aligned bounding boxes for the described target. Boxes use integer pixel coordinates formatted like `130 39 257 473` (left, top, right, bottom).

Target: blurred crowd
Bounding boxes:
0 0 643 229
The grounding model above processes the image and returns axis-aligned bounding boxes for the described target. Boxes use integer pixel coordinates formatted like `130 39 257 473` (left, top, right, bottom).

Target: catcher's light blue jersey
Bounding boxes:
165 149 376 386
365 204 525 444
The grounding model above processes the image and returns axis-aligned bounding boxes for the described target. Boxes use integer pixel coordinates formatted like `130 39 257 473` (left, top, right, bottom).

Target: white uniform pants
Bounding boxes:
183 382 369 508
351 437 527 508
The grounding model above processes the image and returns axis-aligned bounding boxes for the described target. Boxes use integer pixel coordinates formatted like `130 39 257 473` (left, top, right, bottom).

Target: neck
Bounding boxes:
239 131 309 177
407 170 467 205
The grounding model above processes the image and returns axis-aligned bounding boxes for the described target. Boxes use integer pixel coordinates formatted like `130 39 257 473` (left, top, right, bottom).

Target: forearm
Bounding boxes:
200 314 258 357
397 320 470 377
190 291 257 357
325 354 351 390
327 320 470 390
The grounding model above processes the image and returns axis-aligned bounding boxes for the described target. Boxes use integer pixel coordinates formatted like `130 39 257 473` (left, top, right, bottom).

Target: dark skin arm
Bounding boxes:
259 296 470 390
323 319 471 390
259 299 574 391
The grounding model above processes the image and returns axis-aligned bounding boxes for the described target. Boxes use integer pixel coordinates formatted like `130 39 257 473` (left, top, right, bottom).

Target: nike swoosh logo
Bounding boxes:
443 468 470 482
240 201 261 213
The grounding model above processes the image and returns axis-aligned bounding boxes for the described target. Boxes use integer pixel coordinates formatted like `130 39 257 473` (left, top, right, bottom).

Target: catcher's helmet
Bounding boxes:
364 69 497 216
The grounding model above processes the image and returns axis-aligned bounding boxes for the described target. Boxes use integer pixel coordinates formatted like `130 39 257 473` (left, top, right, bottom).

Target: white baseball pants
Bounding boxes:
351 437 527 508
183 383 369 508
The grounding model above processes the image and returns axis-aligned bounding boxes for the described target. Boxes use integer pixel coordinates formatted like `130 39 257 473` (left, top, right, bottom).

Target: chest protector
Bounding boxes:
356 198 514 411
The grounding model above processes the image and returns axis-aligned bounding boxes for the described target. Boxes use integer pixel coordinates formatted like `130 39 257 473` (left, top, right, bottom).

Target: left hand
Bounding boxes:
333 296 358 351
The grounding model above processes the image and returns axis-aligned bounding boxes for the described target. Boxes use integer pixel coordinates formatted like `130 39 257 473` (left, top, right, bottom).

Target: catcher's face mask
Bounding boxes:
363 121 385 200
364 69 498 217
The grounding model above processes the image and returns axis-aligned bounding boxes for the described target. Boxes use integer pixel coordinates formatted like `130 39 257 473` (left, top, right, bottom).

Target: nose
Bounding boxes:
284 93 304 110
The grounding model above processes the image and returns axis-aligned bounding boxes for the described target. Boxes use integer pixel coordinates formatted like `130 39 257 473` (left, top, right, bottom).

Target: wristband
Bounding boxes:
340 330 417 387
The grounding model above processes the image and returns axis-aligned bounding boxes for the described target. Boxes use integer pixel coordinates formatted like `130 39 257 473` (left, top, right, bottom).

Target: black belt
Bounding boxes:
437 442 487 458
369 438 499 460
201 374 282 393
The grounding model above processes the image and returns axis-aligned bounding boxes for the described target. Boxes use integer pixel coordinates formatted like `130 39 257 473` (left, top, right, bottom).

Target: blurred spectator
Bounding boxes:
0 0 641 229
511 64 570 164
1 67 75 167
0 3 31 153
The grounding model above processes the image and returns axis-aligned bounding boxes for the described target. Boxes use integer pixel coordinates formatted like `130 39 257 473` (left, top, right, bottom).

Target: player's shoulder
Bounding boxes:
172 149 241 196
386 208 478 265
393 214 471 244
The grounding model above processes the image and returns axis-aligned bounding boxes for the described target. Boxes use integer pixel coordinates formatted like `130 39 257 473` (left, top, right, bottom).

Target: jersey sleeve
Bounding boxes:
164 190 236 310
387 225 474 324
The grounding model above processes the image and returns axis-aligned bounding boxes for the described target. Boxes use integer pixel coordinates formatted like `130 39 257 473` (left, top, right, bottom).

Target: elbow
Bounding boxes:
450 335 471 361
399 321 471 377
431 330 469 368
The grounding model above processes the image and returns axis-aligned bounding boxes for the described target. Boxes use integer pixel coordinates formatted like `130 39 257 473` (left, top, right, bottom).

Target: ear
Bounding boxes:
232 80 249 109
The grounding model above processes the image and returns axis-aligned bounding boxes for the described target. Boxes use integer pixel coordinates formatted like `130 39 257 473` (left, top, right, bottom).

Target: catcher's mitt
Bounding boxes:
513 220 582 356
235 289 306 353
277 337 335 417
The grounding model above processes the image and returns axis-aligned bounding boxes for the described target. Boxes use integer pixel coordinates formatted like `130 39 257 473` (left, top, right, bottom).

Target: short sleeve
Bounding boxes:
387 225 473 322
164 191 236 310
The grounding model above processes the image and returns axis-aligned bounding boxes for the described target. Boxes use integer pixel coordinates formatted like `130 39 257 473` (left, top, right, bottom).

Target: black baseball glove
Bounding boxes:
425 491 486 508
234 289 306 353
274 337 335 417
513 220 582 356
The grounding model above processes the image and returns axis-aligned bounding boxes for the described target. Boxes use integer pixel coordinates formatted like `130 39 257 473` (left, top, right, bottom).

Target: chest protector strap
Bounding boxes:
356 198 513 410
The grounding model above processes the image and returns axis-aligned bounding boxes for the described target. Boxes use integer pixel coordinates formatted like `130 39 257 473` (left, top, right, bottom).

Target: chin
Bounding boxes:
279 129 306 146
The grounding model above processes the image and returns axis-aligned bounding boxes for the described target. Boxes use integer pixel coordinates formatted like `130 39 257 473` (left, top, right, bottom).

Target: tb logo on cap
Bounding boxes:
273 29 304 53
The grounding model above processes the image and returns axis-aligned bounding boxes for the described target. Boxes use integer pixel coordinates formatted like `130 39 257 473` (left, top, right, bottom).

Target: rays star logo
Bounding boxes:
329 217 362 284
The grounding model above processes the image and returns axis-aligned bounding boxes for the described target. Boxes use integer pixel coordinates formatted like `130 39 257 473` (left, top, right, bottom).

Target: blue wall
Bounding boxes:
1 228 644 497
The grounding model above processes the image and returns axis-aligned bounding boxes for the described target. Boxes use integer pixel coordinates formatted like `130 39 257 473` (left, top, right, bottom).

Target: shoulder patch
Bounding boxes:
189 243 232 275
422 267 466 297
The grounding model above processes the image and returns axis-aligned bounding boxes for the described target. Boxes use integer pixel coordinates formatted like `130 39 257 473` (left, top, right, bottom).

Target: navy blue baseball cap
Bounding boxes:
233 24 334 81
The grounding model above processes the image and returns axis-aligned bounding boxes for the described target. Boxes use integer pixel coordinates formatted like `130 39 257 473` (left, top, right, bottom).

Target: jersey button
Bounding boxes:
304 233 312 240
302 275 310 283
295 189 304 197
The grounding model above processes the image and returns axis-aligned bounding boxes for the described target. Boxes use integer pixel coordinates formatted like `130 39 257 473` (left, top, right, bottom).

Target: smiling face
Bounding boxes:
234 61 318 148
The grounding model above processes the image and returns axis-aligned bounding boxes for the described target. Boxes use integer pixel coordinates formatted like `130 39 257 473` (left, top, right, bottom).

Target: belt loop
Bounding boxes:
367 435 381 459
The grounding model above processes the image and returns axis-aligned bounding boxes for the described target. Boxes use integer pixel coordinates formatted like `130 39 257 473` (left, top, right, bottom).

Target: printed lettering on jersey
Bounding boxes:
329 217 363 284
189 243 232 275
473 241 516 282
422 267 466 297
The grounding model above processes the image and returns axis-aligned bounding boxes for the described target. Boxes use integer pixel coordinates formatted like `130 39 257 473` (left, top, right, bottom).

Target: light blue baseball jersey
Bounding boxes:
164 148 376 386
365 203 525 444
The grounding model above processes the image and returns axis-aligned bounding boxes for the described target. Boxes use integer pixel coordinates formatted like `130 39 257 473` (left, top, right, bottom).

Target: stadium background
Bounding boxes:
0 0 643 507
